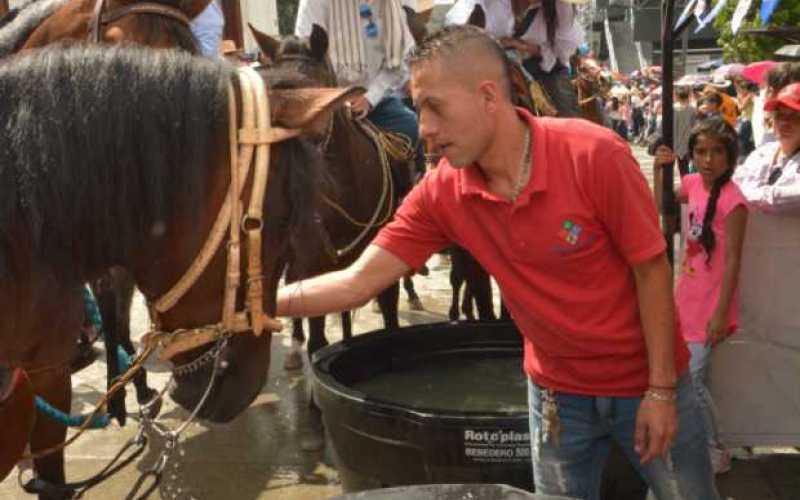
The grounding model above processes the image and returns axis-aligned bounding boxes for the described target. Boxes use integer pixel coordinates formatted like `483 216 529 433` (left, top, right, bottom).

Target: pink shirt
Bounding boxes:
676 174 748 343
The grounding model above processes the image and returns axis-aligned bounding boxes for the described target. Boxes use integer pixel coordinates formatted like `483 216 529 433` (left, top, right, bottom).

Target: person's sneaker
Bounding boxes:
710 446 732 474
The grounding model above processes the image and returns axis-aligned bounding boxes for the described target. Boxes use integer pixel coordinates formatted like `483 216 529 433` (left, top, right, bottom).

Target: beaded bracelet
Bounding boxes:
644 389 677 402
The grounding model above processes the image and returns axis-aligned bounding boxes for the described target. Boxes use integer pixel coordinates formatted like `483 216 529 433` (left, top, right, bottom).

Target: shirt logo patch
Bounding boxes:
558 220 582 245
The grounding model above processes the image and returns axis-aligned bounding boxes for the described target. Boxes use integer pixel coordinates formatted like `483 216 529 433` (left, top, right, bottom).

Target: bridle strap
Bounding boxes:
150 66 296 359
89 0 191 44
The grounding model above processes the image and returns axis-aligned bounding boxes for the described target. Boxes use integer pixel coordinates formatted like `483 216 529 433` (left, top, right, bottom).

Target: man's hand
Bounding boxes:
706 312 727 346
634 396 677 464
347 95 372 120
653 145 676 168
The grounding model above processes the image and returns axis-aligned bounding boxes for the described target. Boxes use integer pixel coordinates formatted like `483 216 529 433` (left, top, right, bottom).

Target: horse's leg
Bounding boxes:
449 249 465 321
500 299 511 320
377 283 400 331
284 319 306 371
464 256 496 321
403 276 424 311
91 277 126 426
301 316 327 451
306 316 328 357
462 284 476 321
110 269 159 416
340 312 352 340
29 374 71 500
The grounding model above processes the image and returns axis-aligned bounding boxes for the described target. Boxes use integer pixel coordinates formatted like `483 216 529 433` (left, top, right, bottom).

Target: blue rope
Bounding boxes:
34 396 110 429
82 286 104 335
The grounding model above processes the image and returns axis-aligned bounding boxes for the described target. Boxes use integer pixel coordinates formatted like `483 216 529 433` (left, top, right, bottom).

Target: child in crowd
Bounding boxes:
698 92 723 121
653 117 749 474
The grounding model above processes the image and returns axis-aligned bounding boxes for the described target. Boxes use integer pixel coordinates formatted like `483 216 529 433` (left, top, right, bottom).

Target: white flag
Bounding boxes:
675 0 698 30
694 0 708 22
731 0 753 34
695 0 728 33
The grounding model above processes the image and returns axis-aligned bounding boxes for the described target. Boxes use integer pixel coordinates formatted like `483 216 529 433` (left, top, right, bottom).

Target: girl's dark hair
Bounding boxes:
687 117 739 263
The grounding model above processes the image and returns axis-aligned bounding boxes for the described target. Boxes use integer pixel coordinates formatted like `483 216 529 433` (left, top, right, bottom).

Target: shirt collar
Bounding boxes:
458 108 549 202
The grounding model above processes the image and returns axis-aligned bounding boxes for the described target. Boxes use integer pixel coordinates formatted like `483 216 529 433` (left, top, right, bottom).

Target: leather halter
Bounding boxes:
89 0 191 44
147 66 301 361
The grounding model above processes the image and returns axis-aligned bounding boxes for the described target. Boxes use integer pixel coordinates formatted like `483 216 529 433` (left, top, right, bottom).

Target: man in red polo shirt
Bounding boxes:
277 26 719 499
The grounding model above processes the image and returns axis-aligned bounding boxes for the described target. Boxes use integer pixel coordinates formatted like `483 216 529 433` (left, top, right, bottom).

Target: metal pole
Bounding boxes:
660 0 676 265
681 29 689 76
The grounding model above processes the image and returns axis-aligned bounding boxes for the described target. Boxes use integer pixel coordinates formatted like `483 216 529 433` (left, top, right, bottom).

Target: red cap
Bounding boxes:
765 82 800 113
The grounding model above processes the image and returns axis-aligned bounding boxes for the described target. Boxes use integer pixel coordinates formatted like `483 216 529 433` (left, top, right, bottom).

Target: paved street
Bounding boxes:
2 146 799 500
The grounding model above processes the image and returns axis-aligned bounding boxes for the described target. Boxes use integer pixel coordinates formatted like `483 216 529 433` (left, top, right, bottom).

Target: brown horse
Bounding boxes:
252 25 415 365
0 0 213 441
0 45 355 498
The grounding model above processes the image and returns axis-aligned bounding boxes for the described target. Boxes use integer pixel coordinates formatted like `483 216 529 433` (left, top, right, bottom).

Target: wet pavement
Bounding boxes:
2 145 799 499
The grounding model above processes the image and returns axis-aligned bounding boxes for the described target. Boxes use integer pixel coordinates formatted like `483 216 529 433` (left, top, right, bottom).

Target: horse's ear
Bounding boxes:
249 23 280 63
403 6 429 46
178 0 213 20
467 5 486 28
271 87 363 135
309 24 328 61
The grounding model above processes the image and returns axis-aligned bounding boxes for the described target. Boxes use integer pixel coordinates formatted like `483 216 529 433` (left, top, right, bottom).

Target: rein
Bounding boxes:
89 0 190 44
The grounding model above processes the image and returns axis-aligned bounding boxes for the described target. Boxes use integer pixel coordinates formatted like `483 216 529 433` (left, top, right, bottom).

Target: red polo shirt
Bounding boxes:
373 109 689 396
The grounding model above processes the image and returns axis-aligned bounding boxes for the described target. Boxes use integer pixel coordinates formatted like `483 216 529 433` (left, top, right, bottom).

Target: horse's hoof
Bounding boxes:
417 264 430 276
407 297 425 311
284 351 304 371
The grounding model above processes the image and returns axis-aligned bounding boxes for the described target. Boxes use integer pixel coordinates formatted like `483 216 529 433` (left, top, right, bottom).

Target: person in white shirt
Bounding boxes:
295 0 421 167
445 0 582 116
190 0 224 57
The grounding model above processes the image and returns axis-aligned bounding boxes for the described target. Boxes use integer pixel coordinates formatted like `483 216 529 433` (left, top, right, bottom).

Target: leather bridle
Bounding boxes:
88 0 191 44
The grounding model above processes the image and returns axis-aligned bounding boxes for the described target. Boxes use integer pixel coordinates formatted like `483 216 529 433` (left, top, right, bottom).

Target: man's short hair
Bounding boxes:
676 87 690 100
406 25 512 98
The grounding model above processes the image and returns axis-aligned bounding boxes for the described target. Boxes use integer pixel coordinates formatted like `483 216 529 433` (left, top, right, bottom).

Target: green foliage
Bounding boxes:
278 0 300 35
713 0 800 63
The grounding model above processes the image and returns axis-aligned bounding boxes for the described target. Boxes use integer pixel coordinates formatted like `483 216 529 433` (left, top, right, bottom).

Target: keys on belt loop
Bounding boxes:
541 388 561 448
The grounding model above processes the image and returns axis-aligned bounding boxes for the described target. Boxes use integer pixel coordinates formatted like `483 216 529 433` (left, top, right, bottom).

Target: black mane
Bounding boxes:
0 46 229 279
0 46 325 282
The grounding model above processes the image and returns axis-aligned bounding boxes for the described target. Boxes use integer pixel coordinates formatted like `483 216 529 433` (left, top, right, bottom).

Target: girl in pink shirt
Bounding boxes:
655 117 748 474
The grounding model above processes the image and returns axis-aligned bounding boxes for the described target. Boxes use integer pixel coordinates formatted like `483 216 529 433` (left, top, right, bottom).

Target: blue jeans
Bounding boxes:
528 376 720 500
687 342 723 449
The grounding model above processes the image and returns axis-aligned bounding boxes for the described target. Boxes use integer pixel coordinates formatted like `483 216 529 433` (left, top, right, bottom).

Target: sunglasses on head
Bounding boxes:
359 4 379 38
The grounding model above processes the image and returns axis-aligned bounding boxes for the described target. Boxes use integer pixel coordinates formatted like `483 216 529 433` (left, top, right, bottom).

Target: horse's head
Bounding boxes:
17 0 209 52
250 22 336 88
166 68 360 423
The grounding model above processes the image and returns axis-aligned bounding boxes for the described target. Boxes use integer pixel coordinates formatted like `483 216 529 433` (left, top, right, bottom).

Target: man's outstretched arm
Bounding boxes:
277 244 412 319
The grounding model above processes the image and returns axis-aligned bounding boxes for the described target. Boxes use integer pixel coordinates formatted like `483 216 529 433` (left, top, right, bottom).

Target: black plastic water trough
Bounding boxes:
312 321 533 491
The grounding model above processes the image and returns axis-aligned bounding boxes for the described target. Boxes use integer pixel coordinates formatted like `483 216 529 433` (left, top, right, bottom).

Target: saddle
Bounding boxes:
0 366 35 481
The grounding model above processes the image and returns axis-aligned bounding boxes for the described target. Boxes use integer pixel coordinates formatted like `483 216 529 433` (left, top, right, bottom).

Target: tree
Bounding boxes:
714 1 800 63
278 0 300 35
